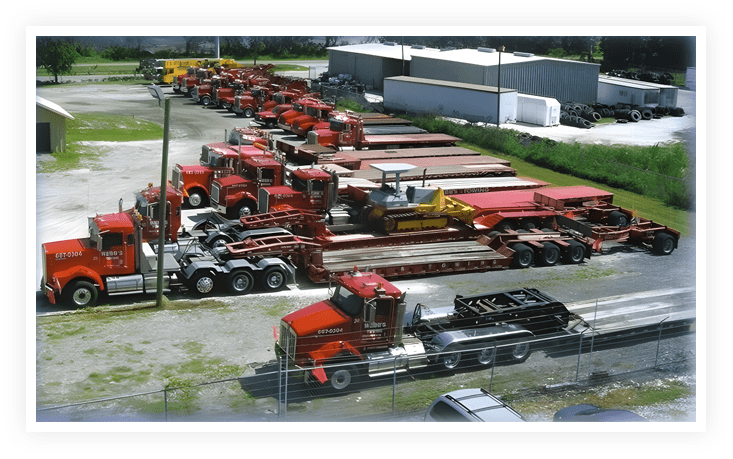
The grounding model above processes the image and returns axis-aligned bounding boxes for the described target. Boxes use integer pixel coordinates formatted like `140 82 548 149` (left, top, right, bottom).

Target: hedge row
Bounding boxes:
408 116 692 209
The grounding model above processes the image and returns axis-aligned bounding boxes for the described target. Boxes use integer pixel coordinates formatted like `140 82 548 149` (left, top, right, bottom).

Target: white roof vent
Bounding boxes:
514 52 534 57
478 47 496 53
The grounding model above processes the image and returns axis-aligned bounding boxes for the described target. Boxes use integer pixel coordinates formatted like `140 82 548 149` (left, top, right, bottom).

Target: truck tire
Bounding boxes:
261 266 287 291
510 243 534 269
564 240 586 264
64 280 98 308
186 189 207 208
652 232 676 255
200 95 212 106
189 271 216 295
477 347 497 366
540 242 561 266
608 210 629 227
509 342 531 363
328 365 359 391
227 270 254 295
441 352 461 370
244 107 255 118
231 200 256 219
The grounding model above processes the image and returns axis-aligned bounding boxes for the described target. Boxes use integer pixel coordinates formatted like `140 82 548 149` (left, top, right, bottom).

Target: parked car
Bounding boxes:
553 404 648 422
425 388 525 422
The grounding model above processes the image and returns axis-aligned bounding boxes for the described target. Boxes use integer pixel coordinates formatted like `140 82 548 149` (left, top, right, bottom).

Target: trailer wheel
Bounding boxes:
608 211 629 227
652 232 676 255
540 242 561 266
65 280 98 308
510 343 531 363
441 352 461 370
190 271 216 295
227 270 254 295
564 240 586 264
477 347 497 366
244 107 255 118
261 266 287 291
511 243 534 269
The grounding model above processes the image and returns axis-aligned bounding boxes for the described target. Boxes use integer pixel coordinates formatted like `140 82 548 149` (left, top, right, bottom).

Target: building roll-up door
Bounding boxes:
36 122 51 153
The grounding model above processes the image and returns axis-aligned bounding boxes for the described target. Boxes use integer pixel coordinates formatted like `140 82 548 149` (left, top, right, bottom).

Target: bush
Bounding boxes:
408 116 692 210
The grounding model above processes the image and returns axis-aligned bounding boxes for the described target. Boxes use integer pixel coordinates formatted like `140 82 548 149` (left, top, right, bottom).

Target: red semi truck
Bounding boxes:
41 184 299 308
171 128 267 208
306 114 460 150
275 270 577 390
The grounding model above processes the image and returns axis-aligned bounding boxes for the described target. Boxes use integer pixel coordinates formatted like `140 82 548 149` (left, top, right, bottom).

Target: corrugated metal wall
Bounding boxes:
485 60 600 104
328 50 408 90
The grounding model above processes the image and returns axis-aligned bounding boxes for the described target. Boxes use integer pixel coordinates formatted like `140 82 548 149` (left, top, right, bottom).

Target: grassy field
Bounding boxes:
38 113 163 173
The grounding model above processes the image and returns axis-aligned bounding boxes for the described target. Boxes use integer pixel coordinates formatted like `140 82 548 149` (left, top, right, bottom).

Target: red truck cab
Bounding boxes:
289 101 335 137
257 167 338 214
42 185 183 307
277 270 405 385
209 155 285 218
172 143 264 208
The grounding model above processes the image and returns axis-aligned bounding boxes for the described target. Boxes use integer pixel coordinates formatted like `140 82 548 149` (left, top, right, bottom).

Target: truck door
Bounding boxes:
100 231 128 271
361 297 393 350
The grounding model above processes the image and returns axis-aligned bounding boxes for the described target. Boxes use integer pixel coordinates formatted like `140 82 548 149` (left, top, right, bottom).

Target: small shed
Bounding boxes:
516 94 561 127
597 75 679 107
36 96 74 153
383 76 517 125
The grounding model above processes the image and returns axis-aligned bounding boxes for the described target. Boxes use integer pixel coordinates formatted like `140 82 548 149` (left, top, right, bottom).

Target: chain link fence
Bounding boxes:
36 317 694 422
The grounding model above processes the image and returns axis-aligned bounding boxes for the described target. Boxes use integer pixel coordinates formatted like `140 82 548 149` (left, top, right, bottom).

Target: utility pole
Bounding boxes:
147 84 171 307
496 45 504 127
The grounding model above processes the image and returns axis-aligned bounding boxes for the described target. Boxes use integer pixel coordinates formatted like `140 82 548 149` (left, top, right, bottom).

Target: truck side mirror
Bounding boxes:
364 301 376 324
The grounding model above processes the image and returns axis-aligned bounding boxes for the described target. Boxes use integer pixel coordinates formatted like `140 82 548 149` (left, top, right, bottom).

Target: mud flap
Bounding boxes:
312 366 328 384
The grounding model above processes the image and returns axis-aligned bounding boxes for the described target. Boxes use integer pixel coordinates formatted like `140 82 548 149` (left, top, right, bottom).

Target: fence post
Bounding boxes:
163 388 168 422
654 317 670 369
576 329 587 382
392 356 397 413
588 300 598 377
277 355 282 419
489 344 497 391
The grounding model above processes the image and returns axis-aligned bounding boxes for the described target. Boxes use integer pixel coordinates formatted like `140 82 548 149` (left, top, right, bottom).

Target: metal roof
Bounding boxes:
385 75 516 94
327 42 441 60
36 95 74 120
410 47 595 68
598 74 678 90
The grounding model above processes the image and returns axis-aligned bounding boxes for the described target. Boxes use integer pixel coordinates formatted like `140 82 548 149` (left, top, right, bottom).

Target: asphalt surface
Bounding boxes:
34 80 698 424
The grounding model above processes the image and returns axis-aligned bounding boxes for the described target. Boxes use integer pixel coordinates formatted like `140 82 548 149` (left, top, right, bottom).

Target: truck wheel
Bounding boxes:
244 107 255 118
190 271 216 295
328 366 358 390
652 232 676 255
511 243 534 269
608 210 629 227
231 201 256 219
227 270 254 295
261 266 287 291
200 95 212 106
510 343 531 363
540 242 561 266
65 280 98 308
477 347 497 366
187 190 206 208
441 352 461 370
564 240 586 264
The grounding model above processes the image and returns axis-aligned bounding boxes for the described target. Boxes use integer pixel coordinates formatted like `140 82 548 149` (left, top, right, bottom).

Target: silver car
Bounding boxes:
425 388 525 422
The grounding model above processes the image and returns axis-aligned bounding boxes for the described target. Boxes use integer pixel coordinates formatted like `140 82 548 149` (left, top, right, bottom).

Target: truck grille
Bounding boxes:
171 167 182 191
211 183 221 204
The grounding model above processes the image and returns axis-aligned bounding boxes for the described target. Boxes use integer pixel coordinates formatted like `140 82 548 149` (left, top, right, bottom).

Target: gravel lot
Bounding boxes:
34 80 698 424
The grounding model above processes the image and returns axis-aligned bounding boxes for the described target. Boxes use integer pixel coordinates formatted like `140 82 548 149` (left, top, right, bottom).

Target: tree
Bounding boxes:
37 37 80 83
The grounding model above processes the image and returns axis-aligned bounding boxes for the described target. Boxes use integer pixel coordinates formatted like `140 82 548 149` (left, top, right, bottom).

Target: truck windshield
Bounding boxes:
331 286 364 317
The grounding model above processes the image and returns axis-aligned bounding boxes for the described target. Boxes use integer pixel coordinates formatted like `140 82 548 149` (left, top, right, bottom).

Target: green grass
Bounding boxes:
38 113 163 173
460 143 690 235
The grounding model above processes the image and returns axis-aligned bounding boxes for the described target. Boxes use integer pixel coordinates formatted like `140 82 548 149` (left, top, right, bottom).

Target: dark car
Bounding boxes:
425 388 525 422
553 404 648 422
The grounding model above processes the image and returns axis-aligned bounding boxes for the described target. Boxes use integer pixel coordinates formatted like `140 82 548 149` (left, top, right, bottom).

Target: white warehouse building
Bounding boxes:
384 76 518 125
409 48 600 104
597 74 679 107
